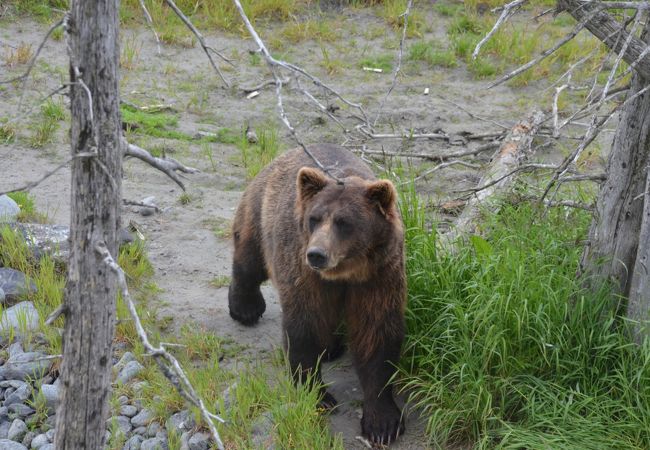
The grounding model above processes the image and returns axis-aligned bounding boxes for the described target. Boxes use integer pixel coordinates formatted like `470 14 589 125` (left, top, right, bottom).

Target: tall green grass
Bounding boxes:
399 191 650 449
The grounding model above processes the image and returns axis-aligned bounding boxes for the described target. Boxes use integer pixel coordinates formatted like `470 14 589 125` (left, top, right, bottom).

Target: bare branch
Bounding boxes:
374 0 413 126
352 141 500 161
138 0 161 55
163 0 230 87
95 242 225 450
473 0 527 60
124 142 199 190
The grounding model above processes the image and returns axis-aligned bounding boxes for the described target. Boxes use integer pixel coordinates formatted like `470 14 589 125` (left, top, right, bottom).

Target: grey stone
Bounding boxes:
165 410 194 434
38 385 58 412
0 288 5 304
29 433 48 449
7 343 23 359
0 406 8 420
11 224 69 263
132 381 148 394
7 404 34 418
145 421 160 438
132 426 146 436
251 411 274 449
107 416 132 436
0 195 20 223
117 395 129 405
0 302 40 345
0 348 51 381
122 434 144 450
7 419 27 442
4 384 30 406
179 432 190 450
116 359 144 384
140 437 167 450
21 431 34 448
114 352 136 371
119 404 138 418
130 408 154 428
44 429 54 441
0 270 37 304
0 420 11 439
44 415 55 428
39 445 53 450
187 432 210 450
219 382 237 413
154 430 166 440
0 439 27 450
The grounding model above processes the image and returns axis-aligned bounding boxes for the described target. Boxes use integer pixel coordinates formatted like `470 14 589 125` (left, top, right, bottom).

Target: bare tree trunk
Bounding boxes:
55 0 122 447
580 18 650 342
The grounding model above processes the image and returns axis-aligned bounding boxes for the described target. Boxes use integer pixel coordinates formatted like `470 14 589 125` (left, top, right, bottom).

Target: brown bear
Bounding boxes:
228 143 406 445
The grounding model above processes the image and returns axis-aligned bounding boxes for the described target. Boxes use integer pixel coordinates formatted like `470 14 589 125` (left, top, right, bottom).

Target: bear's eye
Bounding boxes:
334 217 351 233
308 215 321 232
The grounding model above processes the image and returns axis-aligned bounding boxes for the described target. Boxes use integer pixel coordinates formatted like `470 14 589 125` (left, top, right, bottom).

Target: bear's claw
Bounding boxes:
361 404 405 446
228 286 266 326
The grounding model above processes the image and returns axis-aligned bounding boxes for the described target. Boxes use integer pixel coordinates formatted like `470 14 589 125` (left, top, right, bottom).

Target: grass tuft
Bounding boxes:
399 188 650 448
238 123 282 179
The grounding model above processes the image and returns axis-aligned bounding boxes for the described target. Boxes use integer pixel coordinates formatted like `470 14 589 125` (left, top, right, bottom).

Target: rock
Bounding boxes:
107 416 132 436
117 395 129 405
21 431 35 448
114 352 136 373
0 348 51 381
122 434 144 450
116 359 144 385
132 381 148 394
38 385 58 412
4 384 31 406
44 429 54 441
219 383 236 413
39 445 53 450
0 420 10 439
165 410 194 435
8 404 34 418
0 270 37 304
0 195 20 223
132 426 146 436
10 224 69 263
251 411 274 449
0 302 40 344
7 419 27 442
44 415 56 428
119 228 135 246
179 432 190 450
29 433 48 449
140 437 168 450
0 288 5 304
119 404 138 418
130 408 154 428
0 439 27 450
145 422 160 438
187 432 210 450
7 343 23 359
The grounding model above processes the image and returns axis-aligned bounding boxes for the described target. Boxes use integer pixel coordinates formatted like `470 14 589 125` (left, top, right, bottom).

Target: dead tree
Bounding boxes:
54 0 122 447
478 0 650 341
578 15 650 342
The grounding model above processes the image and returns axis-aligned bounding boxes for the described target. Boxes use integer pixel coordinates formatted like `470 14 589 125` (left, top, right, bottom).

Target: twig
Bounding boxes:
124 142 199 191
163 0 230 87
473 0 527 60
45 304 68 326
122 199 161 212
96 242 225 450
374 0 413 126
240 77 290 93
138 0 161 55
352 141 500 161
488 6 600 89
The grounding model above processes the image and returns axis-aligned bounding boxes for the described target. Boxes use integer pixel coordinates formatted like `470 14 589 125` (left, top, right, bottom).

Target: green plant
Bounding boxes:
238 123 282 179
359 54 393 72
6 191 48 223
398 188 650 448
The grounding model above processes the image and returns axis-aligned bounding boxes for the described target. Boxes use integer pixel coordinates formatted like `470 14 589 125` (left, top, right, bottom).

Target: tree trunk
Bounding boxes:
580 19 650 342
55 0 122 448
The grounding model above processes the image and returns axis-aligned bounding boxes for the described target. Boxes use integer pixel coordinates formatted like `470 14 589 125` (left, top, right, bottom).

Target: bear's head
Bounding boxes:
296 167 403 282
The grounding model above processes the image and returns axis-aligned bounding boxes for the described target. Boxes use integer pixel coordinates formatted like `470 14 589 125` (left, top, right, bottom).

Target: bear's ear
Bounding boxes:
367 179 397 216
297 167 328 201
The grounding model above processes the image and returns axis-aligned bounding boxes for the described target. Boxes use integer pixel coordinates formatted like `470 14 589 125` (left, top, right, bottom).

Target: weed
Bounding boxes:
398 188 650 448
238 123 282 179
380 0 424 37
320 44 345 75
201 142 217 172
178 192 193 205
4 42 33 67
0 119 17 144
120 34 142 70
409 41 457 68
210 275 231 288
28 99 65 149
359 54 393 72
6 191 48 223
281 18 338 43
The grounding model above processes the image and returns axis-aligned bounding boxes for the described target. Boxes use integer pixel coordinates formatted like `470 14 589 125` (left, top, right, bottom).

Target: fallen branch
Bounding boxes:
452 110 546 237
353 141 500 161
96 242 225 450
124 142 199 191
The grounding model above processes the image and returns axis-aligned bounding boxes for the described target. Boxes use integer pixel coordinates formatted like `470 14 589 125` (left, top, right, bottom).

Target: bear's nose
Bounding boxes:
306 247 328 269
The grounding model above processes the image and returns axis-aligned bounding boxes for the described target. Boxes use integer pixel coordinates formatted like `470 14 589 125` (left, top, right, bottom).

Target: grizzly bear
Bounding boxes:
228 144 406 445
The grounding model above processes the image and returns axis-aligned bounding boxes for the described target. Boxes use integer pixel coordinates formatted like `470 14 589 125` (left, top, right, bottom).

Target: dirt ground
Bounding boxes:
0 7 561 448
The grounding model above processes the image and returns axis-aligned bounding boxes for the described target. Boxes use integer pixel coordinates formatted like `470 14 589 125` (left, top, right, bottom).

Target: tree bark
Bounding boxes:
580 17 650 342
55 0 122 448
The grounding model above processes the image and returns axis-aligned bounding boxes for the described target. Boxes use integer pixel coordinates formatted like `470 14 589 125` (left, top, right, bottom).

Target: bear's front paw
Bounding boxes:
361 402 405 446
228 287 266 326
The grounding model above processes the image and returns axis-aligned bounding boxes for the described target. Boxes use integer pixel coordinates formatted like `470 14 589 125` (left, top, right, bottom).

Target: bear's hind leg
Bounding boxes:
228 227 267 326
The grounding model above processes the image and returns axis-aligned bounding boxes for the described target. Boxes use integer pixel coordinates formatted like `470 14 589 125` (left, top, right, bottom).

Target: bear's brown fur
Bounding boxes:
228 144 406 445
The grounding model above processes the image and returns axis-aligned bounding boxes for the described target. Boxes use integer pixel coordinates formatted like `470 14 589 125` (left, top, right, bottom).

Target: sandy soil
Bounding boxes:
0 7 559 448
